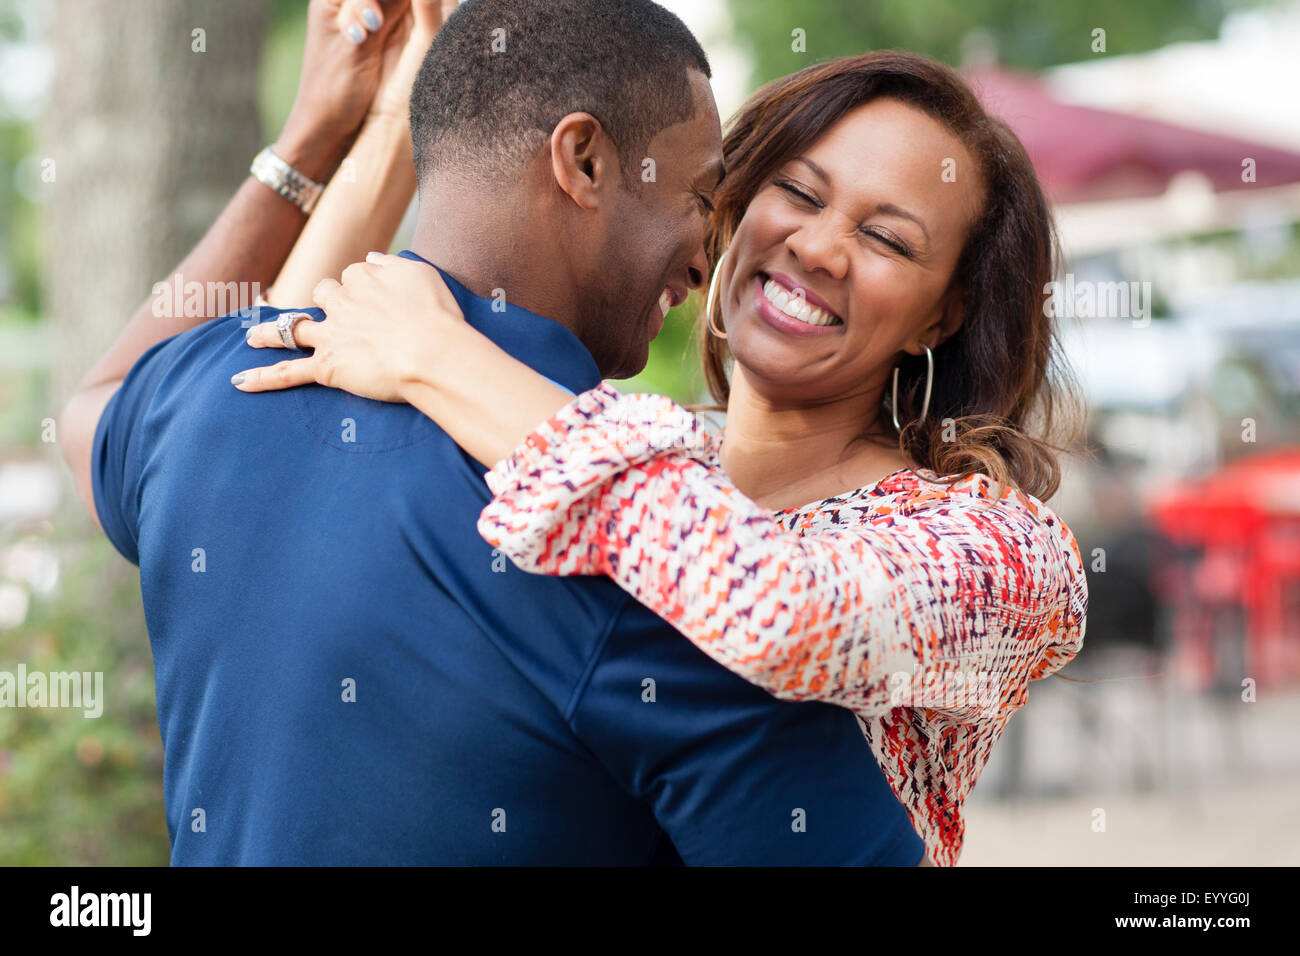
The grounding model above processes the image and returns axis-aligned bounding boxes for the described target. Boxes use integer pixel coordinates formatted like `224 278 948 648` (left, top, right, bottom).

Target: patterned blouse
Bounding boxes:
479 382 1089 867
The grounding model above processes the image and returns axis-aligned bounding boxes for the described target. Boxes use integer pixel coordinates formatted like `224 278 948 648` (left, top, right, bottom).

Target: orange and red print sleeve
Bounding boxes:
479 382 1086 716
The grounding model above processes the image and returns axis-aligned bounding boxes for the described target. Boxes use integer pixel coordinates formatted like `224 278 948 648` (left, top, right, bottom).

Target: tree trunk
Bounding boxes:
44 0 269 404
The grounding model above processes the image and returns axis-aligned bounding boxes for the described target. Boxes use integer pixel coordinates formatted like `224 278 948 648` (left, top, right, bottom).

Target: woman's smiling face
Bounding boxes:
718 96 987 405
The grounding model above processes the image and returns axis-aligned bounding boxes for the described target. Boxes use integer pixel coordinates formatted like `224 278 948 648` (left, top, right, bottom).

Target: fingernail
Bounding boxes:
231 372 246 386
244 327 254 342
346 24 365 45
361 8 381 31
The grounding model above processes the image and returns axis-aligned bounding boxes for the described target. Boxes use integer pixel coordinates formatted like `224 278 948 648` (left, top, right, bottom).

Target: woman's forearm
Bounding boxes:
399 321 576 468
267 114 416 307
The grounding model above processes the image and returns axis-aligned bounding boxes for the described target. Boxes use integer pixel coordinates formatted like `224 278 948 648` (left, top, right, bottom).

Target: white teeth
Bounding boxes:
762 279 839 326
658 289 672 316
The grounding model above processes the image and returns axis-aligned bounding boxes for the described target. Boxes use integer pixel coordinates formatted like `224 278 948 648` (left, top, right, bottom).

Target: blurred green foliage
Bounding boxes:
0 0 45 317
261 0 311 140
0 315 45 446
0 120 42 316
727 0 1271 86
0 522 168 865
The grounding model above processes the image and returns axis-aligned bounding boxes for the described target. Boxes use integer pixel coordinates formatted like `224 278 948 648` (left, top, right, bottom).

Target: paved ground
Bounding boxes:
961 771 1300 865
955 648 1300 866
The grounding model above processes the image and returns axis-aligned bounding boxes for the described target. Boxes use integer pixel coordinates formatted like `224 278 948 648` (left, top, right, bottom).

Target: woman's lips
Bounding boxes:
752 274 844 336
765 271 840 318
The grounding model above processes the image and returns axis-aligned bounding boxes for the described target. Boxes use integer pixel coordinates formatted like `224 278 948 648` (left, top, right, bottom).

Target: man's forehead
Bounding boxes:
688 69 723 143
662 141 722 189
644 70 722 180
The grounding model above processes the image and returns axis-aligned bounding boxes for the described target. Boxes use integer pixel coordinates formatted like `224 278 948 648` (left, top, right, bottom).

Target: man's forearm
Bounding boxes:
74 129 348 393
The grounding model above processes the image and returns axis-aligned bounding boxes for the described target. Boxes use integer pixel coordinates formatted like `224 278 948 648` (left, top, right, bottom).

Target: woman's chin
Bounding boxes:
727 334 830 395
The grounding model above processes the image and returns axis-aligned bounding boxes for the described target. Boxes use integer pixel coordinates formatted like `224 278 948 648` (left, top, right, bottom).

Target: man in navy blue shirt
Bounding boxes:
59 0 925 865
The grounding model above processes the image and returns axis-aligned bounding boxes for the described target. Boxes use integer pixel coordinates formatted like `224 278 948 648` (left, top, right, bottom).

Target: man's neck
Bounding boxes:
410 183 580 335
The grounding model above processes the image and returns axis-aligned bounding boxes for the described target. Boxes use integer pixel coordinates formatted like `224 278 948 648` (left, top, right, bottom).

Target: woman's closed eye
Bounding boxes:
861 226 913 259
775 179 914 259
775 179 819 207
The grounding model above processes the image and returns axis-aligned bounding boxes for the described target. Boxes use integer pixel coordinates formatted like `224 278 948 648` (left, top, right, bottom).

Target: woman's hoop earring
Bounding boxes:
705 249 728 339
891 344 934 434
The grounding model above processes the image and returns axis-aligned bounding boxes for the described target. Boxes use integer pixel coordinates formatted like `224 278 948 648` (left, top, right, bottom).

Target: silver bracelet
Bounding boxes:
250 145 325 215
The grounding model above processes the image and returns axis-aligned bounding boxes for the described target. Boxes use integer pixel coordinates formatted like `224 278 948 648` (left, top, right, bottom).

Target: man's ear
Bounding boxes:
548 112 618 210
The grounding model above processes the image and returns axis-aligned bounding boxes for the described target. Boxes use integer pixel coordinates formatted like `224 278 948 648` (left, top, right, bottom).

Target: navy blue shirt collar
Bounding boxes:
397 249 601 395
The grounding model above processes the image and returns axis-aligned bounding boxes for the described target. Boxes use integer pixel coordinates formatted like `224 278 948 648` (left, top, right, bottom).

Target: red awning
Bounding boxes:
964 66 1300 203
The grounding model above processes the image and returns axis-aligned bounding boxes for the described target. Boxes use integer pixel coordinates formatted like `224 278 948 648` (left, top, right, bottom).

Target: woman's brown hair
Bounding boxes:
699 50 1088 502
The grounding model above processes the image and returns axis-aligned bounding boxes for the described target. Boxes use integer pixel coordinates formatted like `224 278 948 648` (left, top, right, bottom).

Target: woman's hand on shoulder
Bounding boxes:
233 253 466 402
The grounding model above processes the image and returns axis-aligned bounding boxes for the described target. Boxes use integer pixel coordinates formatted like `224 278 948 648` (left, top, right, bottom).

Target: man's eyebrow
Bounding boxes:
793 156 930 242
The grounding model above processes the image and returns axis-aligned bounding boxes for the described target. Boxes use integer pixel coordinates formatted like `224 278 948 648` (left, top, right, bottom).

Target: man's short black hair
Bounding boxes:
410 0 711 188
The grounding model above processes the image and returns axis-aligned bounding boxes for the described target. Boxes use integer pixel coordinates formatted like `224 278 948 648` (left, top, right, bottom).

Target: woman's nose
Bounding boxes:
787 213 848 280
